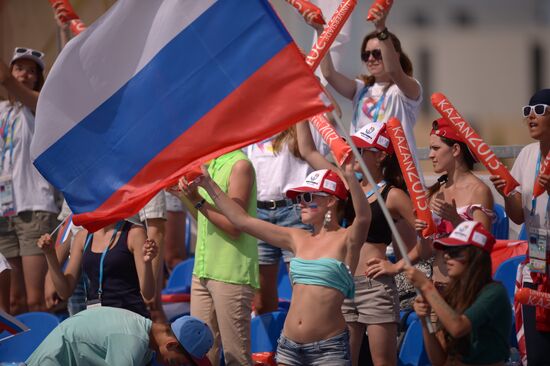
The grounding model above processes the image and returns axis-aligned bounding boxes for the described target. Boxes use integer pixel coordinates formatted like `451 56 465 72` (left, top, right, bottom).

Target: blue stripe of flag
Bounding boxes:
34 0 292 213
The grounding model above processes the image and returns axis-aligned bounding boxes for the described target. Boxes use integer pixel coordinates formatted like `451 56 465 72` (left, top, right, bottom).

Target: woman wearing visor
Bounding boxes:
180 159 370 365
0 48 58 314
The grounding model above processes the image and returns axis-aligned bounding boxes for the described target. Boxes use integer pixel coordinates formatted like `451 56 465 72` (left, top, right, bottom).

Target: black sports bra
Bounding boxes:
366 185 394 245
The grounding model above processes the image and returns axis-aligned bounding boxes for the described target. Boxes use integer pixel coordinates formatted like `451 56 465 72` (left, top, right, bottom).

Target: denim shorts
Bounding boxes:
257 204 311 265
276 330 351 366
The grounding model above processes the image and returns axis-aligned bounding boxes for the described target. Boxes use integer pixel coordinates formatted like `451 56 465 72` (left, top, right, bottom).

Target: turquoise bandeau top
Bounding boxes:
289 257 355 299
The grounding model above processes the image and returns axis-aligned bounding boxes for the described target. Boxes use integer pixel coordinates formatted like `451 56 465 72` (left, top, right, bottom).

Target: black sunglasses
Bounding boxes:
443 246 467 260
522 104 548 118
361 49 382 62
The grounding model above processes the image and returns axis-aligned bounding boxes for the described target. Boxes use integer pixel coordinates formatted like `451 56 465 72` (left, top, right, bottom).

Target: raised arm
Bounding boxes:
296 121 336 171
343 160 370 249
370 10 420 101
128 226 158 301
37 231 86 300
307 22 357 100
195 167 300 253
180 160 254 240
0 61 40 111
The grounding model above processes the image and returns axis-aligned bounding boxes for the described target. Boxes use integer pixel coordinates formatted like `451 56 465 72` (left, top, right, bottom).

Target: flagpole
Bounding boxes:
49 215 68 237
330 110 435 333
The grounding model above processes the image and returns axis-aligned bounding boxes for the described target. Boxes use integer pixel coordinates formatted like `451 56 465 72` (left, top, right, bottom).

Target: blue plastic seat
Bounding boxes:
251 311 287 353
398 318 430 366
162 257 194 295
491 203 509 239
277 259 292 302
493 255 526 303
0 312 60 362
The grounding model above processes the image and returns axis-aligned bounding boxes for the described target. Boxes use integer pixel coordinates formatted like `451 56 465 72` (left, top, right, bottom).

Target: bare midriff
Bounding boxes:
282 283 347 343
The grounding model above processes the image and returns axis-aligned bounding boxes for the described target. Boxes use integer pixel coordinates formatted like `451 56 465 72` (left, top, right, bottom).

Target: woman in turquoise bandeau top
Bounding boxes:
185 159 370 365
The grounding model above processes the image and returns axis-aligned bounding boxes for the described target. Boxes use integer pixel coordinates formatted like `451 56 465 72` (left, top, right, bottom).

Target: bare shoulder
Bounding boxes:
231 159 254 175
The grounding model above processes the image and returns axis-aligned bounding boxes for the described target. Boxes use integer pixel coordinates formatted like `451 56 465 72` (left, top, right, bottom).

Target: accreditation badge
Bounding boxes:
528 227 548 274
0 175 15 217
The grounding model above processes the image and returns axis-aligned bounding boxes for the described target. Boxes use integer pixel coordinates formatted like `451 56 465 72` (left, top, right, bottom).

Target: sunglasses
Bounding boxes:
358 147 380 155
361 49 382 62
443 246 467 261
522 104 549 118
15 47 44 59
295 192 329 205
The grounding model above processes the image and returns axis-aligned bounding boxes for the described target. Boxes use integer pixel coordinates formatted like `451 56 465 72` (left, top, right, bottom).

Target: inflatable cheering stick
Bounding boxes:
284 0 325 25
533 151 550 198
309 114 351 165
366 0 393 21
431 93 519 196
516 288 550 310
305 0 357 70
386 118 436 238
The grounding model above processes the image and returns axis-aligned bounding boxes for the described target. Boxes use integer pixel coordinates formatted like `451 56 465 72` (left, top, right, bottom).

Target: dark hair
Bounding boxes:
426 136 476 198
381 153 406 192
441 246 493 358
359 30 413 86
341 152 407 227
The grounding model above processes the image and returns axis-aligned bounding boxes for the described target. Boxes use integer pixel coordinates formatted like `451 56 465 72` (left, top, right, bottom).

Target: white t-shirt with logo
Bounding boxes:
352 79 423 177
246 124 329 202
0 101 58 214
511 142 549 283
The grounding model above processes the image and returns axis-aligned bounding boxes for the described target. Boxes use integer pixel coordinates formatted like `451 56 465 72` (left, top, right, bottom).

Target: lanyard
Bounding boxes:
95 221 124 300
531 151 550 226
365 180 387 199
0 108 17 171
370 93 386 122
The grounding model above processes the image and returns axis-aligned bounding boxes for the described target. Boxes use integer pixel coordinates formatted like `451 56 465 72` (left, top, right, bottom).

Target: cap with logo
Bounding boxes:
286 169 348 201
171 315 214 366
433 221 495 253
351 122 393 154
10 47 45 71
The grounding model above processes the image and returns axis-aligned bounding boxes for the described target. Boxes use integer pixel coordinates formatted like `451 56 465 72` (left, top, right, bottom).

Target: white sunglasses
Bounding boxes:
522 104 549 118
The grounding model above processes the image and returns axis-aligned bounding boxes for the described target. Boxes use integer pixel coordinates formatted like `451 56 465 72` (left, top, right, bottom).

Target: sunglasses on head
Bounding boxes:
522 104 549 118
361 49 382 62
443 246 467 260
15 47 44 59
295 192 329 204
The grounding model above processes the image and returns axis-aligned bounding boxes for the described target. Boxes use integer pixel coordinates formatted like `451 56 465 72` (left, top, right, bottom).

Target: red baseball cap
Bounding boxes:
430 118 478 162
286 169 348 200
433 221 495 253
351 122 394 154
430 118 464 143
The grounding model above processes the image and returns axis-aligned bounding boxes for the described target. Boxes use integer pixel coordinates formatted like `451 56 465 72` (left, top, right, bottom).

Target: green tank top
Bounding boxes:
193 150 259 288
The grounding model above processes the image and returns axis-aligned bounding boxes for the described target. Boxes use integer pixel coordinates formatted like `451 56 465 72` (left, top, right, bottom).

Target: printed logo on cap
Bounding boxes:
304 170 326 189
449 221 487 247
449 220 476 241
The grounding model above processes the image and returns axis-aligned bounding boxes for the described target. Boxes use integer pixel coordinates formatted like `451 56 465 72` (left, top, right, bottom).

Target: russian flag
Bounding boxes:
0 309 29 339
32 0 331 231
